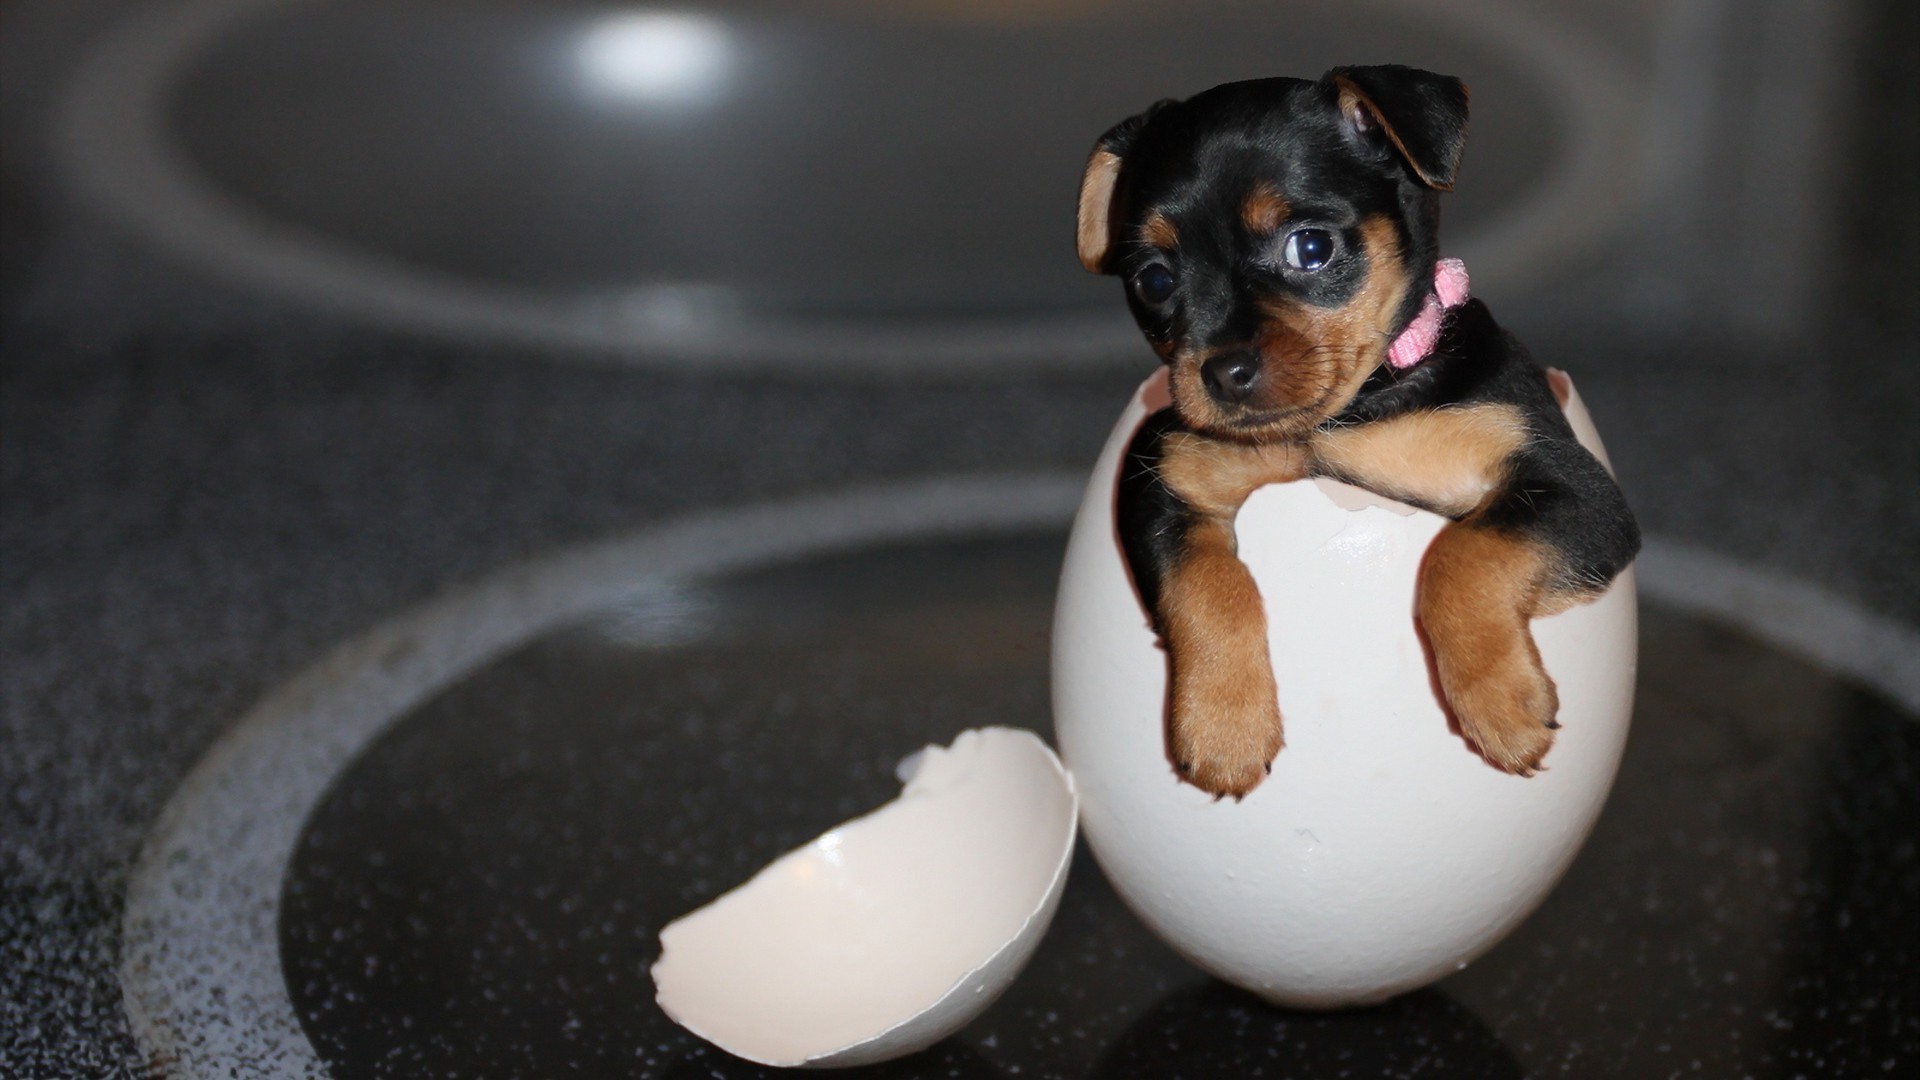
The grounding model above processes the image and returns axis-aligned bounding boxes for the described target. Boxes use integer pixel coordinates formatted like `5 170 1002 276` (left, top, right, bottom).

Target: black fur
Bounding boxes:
1116 408 1192 619
1102 75 1448 364
1093 67 1638 650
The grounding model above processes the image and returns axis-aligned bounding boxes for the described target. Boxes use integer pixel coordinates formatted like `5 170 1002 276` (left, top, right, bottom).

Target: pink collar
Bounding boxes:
1386 258 1469 369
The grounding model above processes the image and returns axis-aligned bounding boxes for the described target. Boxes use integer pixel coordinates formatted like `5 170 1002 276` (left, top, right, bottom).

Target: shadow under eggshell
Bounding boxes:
1051 369 1638 1009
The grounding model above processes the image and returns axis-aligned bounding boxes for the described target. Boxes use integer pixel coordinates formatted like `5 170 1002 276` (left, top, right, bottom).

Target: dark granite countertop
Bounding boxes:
4 1 1917 1077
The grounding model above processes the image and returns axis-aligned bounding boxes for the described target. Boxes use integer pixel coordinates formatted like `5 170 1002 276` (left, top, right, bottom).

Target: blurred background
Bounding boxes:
4 1 1916 1077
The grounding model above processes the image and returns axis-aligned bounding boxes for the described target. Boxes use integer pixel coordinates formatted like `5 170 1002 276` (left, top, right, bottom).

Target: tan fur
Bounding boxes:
1312 404 1529 516
1149 434 1308 795
1158 432 1310 516
1276 216 1415 413
1076 148 1124 272
1161 518 1284 797
1417 526 1558 774
1141 212 1179 251
1240 184 1289 235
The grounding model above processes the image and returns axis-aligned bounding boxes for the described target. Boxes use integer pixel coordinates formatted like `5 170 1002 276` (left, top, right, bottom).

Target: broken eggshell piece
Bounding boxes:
650 726 1077 1068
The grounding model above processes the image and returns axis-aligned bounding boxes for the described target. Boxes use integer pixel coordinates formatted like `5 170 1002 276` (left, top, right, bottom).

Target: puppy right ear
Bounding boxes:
1325 66 1469 190
1077 101 1173 274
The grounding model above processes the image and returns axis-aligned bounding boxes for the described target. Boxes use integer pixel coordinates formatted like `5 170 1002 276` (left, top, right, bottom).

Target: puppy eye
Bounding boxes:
1133 263 1177 305
1281 229 1334 271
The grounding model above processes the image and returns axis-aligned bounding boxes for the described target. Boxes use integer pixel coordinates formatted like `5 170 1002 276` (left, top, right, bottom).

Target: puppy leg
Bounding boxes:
1160 516 1285 796
1319 405 1639 774
1417 523 1561 775
1118 411 1306 797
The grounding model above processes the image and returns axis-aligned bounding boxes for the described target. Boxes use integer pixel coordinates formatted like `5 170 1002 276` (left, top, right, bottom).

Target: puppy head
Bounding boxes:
1078 67 1469 441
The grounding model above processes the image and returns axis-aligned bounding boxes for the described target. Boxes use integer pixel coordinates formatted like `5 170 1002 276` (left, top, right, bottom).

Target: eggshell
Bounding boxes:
1052 369 1637 1009
651 726 1077 1067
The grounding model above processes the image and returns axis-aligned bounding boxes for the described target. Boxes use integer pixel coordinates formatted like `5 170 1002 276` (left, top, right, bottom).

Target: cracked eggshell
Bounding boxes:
650 727 1076 1067
1052 369 1636 1009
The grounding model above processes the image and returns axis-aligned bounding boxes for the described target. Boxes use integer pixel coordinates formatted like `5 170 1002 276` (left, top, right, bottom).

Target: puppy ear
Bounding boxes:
1325 65 1469 190
1077 100 1173 273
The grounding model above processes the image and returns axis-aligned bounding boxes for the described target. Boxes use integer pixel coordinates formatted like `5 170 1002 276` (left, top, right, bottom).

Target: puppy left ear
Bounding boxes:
1077 100 1174 273
1325 65 1469 190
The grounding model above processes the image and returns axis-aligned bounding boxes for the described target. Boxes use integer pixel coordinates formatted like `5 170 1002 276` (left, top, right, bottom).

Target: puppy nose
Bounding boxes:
1202 352 1262 404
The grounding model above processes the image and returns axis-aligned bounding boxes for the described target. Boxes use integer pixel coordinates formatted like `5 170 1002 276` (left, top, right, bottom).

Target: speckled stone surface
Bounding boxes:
4 0 1919 1077
263 536 1917 1079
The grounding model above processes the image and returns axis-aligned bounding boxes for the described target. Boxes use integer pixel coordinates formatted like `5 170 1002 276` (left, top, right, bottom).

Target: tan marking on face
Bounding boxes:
1157 431 1310 517
1159 515 1283 797
1240 184 1289 235
1141 212 1179 251
1416 524 1557 774
1272 216 1414 416
1167 215 1414 441
1164 361 1214 439
1311 403 1529 517
1076 148 1124 272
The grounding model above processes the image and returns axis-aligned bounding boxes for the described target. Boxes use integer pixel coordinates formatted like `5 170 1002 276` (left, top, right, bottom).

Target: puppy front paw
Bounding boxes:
1169 658 1284 798
1440 650 1559 776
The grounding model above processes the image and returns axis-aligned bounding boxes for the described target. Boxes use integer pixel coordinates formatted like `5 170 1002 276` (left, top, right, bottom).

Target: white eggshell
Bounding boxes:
1052 370 1637 1009
651 727 1077 1067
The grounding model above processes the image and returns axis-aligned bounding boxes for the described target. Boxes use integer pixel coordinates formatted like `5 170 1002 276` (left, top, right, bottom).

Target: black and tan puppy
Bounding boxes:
1078 66 1639 798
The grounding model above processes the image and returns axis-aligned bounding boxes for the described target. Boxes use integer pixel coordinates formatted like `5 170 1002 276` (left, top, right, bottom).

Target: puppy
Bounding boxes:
1077 66 1640 798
